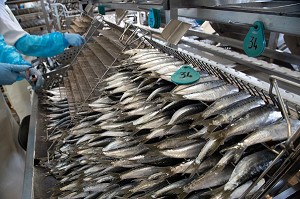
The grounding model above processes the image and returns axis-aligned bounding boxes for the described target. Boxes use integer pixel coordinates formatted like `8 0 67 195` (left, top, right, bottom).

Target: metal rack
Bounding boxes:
23 2 300 197
7 0 53 34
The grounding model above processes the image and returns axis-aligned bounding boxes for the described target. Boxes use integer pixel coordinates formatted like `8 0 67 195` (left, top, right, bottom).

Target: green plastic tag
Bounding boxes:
243 21 266 57
98 5 105 15
148 8 161 29
171 65 200 85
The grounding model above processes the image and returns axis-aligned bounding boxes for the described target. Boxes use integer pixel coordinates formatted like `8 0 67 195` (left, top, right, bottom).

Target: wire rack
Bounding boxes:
144 34 300 199
41 17 300 198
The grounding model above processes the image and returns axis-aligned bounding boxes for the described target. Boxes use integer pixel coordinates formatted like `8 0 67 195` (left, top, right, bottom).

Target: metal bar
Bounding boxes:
63 17 104 76
178 8 300 36
101 2 168 11
185 30 300 66
22 93 38 199
181 38 300 85
253 144 300 199
269 75 300 138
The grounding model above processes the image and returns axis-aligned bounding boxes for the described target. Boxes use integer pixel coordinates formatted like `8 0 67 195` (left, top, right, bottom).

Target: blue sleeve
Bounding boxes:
0 35 30 66
15 32 69 58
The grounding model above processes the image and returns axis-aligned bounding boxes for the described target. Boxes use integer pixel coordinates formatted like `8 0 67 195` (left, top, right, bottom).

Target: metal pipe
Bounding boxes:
272 78 292 137
269 75 300 138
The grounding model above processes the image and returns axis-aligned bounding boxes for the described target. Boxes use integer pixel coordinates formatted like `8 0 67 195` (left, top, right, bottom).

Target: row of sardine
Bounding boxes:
42 48 300 199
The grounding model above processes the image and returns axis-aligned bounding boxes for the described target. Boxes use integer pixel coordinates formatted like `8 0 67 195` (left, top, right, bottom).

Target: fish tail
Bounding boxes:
221 145 246 163
190 114 204 127
199 118 213 127
181 161 198 178
194 124 216 141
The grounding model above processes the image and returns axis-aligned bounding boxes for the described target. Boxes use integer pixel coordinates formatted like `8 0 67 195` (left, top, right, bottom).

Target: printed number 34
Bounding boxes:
248 36 258 50
180 72 193 78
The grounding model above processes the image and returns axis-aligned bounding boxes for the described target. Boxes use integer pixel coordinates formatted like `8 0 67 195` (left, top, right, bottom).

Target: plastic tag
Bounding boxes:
171 65 200 85
243 21 266 57
98 5 105 15
148 8 161 29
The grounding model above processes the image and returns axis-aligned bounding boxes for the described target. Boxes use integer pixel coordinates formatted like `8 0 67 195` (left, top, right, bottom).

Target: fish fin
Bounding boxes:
207 137 225 156
188 162 204 179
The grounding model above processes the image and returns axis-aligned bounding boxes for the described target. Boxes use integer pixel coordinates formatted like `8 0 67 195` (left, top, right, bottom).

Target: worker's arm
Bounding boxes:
0 35 44 89
15 32 85 58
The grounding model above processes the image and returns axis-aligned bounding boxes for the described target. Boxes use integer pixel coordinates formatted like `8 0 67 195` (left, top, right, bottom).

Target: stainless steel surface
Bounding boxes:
22 93 38 199
181 38 300 84
171 0 273 8
178 8 300 36
101 1 169 11
186 29 300 66
158 19 191 45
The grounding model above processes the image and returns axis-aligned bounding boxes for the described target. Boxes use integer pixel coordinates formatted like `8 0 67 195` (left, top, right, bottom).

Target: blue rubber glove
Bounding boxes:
0 63 30 85
64 33 85 47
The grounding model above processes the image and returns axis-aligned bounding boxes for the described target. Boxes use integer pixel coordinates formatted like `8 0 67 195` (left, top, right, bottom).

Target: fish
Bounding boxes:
179 165 233 197
160 142 205 159
142 61 184 72
174 80 226 95
120 166 163 180
123 48 158 55
168 103 206 125
146 85 174 101
146 125 192 140
44 47 297 199
152 178 191 198
170 154 220 174
195 104 282 165
222 119 300 163
183 84 239 102
219 150 276 197
199 96 265 134
103 144 149 158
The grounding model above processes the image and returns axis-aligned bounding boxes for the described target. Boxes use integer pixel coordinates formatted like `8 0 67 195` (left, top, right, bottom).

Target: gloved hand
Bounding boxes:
0 63 30 85
64 33 85 47
24 68 45 90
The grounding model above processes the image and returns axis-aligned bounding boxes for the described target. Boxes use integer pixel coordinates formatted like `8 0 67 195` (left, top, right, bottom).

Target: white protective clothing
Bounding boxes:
0 1 30 198
0 0 32 121
0 91 26 199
